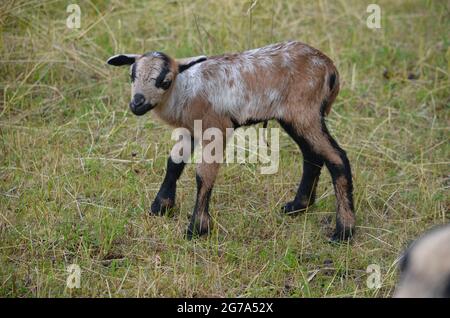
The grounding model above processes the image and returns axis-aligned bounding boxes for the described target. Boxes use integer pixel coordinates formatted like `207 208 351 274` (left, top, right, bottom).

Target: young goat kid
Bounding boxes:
107 41 356 241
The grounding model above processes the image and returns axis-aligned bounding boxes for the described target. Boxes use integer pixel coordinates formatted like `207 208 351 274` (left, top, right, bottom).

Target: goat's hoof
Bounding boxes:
329 227 354 243
150 196 174 216
185 228 206 240
281 201 308 215
185 228 197 240
185 223 210 240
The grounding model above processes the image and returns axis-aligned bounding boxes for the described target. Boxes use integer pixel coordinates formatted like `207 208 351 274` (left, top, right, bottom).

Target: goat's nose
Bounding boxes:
132 94 145 107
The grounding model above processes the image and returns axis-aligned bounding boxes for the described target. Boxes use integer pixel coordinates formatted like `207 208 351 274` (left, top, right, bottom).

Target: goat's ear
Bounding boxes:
107 54 139 66
177 55 207 73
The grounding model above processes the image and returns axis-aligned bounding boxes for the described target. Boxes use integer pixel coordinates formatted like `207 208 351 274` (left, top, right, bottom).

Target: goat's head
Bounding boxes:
107 52 175 116
107 52 207 116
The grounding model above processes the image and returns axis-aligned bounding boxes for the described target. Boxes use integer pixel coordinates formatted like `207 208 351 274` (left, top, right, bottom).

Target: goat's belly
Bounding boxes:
222 99 285 125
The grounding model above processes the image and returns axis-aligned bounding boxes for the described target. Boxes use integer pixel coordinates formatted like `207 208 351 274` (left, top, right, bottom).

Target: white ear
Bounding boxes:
107 54 140 66
177 55 207 73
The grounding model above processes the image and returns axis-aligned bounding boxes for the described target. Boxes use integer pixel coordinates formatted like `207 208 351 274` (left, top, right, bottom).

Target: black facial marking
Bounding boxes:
155 62 171 90
179 57 207 73
130 63 137 82
140 51 173 90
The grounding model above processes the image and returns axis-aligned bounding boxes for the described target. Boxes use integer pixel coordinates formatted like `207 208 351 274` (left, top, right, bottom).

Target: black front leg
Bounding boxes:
150 156 186 215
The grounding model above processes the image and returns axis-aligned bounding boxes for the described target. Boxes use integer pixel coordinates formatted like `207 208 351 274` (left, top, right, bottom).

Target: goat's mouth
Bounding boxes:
129 102 155 116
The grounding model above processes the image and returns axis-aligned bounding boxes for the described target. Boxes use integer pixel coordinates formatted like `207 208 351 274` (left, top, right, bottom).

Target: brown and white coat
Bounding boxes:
107 41 355 241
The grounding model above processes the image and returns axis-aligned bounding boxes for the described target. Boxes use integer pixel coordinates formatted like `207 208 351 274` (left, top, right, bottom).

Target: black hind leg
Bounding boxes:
278 120 324 214
304 123 355 241
278 119 355 241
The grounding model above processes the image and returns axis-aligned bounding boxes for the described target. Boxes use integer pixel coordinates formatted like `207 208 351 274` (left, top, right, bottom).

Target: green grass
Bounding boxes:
0 0 448 297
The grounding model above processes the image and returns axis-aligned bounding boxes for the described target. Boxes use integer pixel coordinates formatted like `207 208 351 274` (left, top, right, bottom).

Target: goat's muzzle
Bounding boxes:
129 93 154 116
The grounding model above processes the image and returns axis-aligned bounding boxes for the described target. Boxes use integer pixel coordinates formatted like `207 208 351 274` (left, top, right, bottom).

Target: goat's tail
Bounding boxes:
320 70 340 117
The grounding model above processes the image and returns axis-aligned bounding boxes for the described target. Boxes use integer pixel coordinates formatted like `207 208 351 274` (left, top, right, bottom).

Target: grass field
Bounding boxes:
0 0 449 297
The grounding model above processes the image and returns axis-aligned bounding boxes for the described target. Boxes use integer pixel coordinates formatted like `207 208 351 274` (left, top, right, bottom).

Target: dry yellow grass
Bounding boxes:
0 0 448 297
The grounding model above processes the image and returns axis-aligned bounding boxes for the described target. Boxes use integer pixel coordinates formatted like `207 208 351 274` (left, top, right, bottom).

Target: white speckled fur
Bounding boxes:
163 41 331 126
122 41 339 131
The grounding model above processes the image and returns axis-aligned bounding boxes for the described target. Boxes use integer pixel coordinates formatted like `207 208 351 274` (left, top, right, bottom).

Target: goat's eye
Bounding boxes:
160 79 172 90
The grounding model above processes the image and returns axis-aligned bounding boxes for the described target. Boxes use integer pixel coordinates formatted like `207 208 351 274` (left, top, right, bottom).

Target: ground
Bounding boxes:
0 0 448 297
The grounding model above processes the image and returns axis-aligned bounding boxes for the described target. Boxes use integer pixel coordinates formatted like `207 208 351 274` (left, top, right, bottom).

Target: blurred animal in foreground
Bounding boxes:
394 224 450 298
